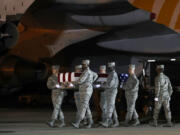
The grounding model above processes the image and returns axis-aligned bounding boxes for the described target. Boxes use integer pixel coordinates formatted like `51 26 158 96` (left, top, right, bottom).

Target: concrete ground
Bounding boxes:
0 108 180 135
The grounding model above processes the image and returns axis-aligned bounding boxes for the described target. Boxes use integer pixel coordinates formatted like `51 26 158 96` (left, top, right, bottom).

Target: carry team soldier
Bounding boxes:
100 62 119 128
72 60 98 128
47 65 67 128
99 65 107 123
74 65 89 126
123 64 140 127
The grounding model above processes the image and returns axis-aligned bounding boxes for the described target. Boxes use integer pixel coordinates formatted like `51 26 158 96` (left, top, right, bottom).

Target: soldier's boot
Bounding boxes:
47 120 56 128
109 119 113 125
132 119 140 127
123 119 130 127
85 118 94 128
83 118 88 125
152 120 158 127
72 118 81 129
163 121 173 127
58 119 66 128
101 118 110 128
99 117 106 124
111 118 119 128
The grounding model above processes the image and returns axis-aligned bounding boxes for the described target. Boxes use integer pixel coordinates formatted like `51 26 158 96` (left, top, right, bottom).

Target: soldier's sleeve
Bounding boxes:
130 77 139 91
105 73 116 89
123 81 128 90
155 77 160 98
93 72 98 82
116 74 119 87
168 78 173 96
47 77 56 89
77 71 88 85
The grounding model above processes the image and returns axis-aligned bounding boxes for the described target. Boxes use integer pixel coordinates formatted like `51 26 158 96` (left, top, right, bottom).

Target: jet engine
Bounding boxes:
0 22 19 52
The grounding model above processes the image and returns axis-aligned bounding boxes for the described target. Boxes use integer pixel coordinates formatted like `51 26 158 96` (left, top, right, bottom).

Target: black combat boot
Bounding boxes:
153 120 158 127
85 118 94 128
163 120 173 127
101 118 110 128
58 119 66 128
72 118 81 129
132 119 140 127
111 118 119 128
47 119 56 128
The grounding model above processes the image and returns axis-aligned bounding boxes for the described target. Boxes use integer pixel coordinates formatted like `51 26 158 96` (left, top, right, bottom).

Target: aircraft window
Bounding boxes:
13 6 15 11
22 2 24 6
0 15 1 19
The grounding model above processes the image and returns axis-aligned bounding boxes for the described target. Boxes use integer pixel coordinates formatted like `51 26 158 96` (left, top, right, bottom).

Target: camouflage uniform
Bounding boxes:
101 62 119 128
100 88 119 124
105 71 119 120
74 89 90 123
153 71 173 127
100 91 107 121
72 65 98 128
123 73 139 126
47 74 66 127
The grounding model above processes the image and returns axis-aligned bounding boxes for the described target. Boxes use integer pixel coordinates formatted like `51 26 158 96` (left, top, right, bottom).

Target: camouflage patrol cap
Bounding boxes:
99 65 106 70
157 65 164 69
52 65 60 69
108 62 115 67
129 64 135 69
75 65 82 69
82 59 90 65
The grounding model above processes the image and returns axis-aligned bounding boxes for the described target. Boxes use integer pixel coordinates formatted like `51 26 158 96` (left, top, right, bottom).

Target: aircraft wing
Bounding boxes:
129 0 180 33
97 21 180 54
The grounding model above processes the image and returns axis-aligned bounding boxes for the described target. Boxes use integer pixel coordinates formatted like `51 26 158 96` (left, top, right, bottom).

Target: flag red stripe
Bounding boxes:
75 73 82 77
63 73 66 82
58 73 60 83
98 74 108 77
68 72 71 82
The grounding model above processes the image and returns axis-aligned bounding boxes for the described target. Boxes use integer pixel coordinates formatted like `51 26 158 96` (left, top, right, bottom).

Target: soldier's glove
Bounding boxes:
95 84 101 88
68 83 74 88
56 84 61 88
154 97 159 102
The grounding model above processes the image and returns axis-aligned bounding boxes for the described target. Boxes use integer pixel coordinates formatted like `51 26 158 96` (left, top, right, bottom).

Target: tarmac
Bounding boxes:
0 108 180 135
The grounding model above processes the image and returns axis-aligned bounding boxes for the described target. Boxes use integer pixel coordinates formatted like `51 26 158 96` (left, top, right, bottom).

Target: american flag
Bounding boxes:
58 72 108 83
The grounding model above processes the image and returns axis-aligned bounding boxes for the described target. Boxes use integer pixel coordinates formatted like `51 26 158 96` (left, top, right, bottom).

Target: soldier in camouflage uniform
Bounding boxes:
123 64 140 127
99 65 107 123
74 65 89 126
100 62 119 128
152 65 173 127
72 60 98 128
47 65 67 128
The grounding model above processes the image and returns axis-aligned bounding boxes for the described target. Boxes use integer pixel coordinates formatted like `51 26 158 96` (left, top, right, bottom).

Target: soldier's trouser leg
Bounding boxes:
75 92 89 124
74 92 80 119
133 109 139 120
153 101 162 121
125 94 138 121
79 93 92 121
106 91 117 119
85 104 93 128
100 91 107 121
86 105 92 119
113 108 118 120
111 106 119 127
58 92 65 121
101 91 117 128
163 100 171 122
51 91 60 120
